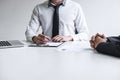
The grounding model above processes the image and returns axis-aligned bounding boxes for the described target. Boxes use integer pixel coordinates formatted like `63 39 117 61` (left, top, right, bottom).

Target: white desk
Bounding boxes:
0 41 120 80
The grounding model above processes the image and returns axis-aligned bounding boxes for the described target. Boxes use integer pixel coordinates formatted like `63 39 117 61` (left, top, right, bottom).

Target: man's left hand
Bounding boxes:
52 35 73 42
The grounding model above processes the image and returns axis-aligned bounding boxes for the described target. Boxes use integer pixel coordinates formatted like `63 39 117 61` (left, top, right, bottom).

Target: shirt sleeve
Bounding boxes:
72 5 89 41
25 5 41 42
95 42 120 57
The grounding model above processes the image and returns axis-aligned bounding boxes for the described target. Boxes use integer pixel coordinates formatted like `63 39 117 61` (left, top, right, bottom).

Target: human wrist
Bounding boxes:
32 36 37 43
68 36 73 41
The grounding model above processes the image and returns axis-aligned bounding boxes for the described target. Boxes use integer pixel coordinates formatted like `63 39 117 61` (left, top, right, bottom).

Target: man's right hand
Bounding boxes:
32 34 51 44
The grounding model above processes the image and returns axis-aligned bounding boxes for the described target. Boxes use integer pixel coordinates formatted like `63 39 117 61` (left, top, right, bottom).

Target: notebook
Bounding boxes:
0 40 24 49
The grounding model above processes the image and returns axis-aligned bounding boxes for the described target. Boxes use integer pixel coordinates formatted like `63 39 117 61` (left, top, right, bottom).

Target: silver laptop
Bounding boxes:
0 40 24 49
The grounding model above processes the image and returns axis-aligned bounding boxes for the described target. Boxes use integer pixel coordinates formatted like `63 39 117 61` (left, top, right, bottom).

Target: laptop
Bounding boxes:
0 40 24 49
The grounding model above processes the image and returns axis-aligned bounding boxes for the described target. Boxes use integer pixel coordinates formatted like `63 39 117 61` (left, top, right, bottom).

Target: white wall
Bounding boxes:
0 0 45 40
0 0 120 40
78 0 120 37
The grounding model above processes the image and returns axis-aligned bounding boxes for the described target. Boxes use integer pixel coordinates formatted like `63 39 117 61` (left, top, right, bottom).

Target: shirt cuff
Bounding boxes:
25 32 36 42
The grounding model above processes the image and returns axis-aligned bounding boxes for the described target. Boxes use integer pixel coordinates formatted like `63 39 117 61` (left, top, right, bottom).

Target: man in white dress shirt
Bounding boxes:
25 0 89 44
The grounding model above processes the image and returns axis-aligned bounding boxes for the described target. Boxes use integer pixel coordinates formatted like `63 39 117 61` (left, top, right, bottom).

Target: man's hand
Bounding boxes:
90 33 107 49
32 34 51 44
52 35 73 42
94 36 107 48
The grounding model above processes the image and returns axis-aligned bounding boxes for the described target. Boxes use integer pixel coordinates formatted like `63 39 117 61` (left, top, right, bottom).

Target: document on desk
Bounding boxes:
29 42 64 47
57 41 90 52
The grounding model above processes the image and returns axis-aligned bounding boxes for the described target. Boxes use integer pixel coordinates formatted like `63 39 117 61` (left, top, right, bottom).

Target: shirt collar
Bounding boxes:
48 0 66 7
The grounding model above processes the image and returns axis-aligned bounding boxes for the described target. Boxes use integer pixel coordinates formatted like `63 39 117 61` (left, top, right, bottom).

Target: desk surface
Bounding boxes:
0 41 120 80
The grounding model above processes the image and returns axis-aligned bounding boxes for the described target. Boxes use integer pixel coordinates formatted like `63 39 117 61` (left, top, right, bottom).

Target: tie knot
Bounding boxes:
53 3 62 9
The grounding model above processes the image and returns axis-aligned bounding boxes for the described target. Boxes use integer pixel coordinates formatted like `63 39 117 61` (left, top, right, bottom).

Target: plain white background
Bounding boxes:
0 0 120 40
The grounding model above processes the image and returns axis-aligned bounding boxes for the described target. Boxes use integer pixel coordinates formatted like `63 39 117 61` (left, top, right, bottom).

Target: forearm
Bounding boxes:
25 28 36 42
107 36 120 43
95 42 120 57
25 5 40 42
74 5 89 41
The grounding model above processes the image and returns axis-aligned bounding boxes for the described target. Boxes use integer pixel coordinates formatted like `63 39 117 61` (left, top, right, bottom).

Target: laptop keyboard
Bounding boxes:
0 41 12 46
0 40 24 49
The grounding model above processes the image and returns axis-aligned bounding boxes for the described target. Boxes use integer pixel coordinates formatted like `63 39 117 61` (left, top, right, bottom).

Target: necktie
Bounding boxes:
52 5 61 37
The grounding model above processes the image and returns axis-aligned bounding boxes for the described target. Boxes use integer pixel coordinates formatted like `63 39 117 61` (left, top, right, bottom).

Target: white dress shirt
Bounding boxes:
25 0 89 41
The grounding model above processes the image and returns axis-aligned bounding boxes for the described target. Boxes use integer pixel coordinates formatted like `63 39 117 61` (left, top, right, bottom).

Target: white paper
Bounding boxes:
57 41 90 52
38 42 64 47
29 42 64 47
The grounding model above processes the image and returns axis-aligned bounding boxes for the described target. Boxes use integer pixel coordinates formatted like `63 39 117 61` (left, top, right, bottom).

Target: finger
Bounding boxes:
38 34 44 38
34 37 47 44
60 39 66 42
95 33 100 38
96 33 102 36
44 35 51 41
34 37 46 44
102 34 106 38
37 36 44 41
32 36 38 43
35 39 44 44
38 34 51 41
96 33 104 38
44 37 51 42
38 34 45 40
37 41 47 44
56 37 63 42
91 35 95 41
90 44 95 49
52 35 59 41
95 36 102 40
90 40 95 48
89 40 93 44
53 36 62 42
